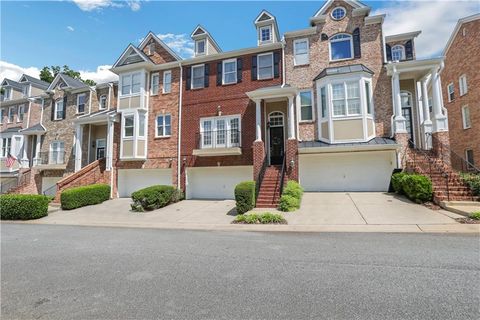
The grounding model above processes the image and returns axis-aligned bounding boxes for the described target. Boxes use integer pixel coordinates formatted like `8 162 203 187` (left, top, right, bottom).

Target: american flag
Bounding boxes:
5 153 16 168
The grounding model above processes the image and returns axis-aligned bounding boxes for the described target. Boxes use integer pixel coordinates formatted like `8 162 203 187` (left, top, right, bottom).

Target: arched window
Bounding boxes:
391 45 405 61
268 112 284 127
329 34 353 61
331 7 346 20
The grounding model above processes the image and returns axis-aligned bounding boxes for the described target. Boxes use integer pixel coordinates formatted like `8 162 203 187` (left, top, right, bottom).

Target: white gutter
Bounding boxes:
177 62 183 191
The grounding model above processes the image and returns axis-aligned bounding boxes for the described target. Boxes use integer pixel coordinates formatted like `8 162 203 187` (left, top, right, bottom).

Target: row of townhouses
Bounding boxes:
1 1 478 206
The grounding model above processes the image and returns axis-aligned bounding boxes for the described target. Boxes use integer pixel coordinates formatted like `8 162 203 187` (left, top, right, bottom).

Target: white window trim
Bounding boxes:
99 95 107 110
163 70 172 94
150 72 160 96
191 64 205 89
257 52 274 80
8 106 15 123
364 80 373 115
199 114 241 149
259 25 273 44
459 74 468 96
329 33 354 62
331 6 346 20
120 71 142 97
49 140 65 164
4 88 11 101
293 38 309 66
1 137 12 157
54 99 64 120
76 93 86 114
447 83 455 102
391 45 405 61
331 81 362 117
17 104 25 122
222 59 237 85
122 114 135 139
462 105 471 129
155 113 172 138
195 39 206 56
298 89 315 122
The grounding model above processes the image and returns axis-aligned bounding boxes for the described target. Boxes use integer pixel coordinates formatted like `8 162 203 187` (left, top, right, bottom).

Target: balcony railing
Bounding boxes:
196 129 241 149
35 151 67 166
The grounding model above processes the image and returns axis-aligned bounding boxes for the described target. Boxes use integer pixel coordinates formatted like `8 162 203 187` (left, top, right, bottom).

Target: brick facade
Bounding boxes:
442 17 480 169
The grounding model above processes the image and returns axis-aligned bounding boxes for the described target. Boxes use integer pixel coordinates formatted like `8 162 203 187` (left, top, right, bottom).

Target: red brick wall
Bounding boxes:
141 39 178 64
442 18 480 169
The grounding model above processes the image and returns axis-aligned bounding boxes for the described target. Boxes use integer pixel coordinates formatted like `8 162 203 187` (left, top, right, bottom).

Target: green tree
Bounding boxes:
38 65 96 85
39 66 54 83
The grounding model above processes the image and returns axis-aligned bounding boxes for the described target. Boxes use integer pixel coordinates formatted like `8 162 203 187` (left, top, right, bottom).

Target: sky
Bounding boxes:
1 0 479 83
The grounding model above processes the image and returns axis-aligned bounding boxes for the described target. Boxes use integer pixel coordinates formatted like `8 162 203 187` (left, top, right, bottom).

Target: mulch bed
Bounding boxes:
455 218 480 224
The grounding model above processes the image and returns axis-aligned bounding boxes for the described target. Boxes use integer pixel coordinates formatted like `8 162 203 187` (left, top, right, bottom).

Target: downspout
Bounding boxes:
88 87 93 114
281 37 286 87
107 83 113 109
177 62 183 191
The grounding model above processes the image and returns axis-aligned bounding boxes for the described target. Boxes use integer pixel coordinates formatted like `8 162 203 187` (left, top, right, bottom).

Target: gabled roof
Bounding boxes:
190 25 222 53
312 0 370 17
20 123 46 134
1 78 24 91
444 13 480 55
47 73 88 91
138 31 182 61
0 126 22 134
19 74 49 89
253 10 281 41
112 44 153 69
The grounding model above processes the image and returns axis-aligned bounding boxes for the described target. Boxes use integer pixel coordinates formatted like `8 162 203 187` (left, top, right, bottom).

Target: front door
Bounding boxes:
401 92 414 144
269 127 284 165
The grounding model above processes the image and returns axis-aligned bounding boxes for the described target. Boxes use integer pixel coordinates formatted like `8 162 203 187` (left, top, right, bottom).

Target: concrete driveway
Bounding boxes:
285 192 457 225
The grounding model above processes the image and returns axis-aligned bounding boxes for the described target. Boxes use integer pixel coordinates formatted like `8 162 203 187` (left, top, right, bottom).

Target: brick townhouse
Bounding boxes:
442 13 479 171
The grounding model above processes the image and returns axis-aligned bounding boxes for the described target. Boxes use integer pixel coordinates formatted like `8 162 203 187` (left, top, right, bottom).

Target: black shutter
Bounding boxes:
237 58 243 83
50 99 55 121
273 52 280 78
62 96 67 119
405 40 413 60
251 55 257 81
216 62 222 86
386 44 392 62
185 67 191 90
321 33 329 41
353 28 361 58
204 64 209 88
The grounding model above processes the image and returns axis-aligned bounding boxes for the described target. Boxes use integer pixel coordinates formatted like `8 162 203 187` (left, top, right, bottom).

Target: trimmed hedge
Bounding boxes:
391 172 409 194
460 173 480 196
279 181 304 212
234 181 256 214
0 194 49 220
233 212 287 224
131 185 181 212
402 174 433 203
61 184 110 210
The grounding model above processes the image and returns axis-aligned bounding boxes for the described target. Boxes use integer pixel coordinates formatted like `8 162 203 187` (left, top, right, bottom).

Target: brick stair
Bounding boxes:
405 149 478 202
256 165 285 208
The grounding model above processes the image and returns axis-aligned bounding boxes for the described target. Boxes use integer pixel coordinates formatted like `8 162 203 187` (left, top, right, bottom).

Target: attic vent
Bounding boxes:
193 28 205 36
321 33 329 41
258 13 272 21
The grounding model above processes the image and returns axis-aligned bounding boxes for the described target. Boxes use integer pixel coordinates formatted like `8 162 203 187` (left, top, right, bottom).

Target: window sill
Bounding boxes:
193 147 242 157
257 77 274 81
330 57 354 63
294 63 310 68
221 82 237 86
299 120 315 124
154 135 171 139
162 92 171 95
120 93 141 98
463 127 471 130
150 93 159 96
191 87 205 91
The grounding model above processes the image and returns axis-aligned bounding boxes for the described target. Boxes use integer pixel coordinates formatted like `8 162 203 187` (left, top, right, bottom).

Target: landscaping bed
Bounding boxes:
232 212 287 225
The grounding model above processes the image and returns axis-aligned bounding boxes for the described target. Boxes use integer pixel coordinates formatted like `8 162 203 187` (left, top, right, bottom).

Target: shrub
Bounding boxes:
131 185 180 212
233 212 286 224
282 181 304 199
234 181 256 214
469 211 480 220
460 173 480 196
61 184 110 210
0 194 49 220
391 172 409 194
402 174 433 203
278 194 300 212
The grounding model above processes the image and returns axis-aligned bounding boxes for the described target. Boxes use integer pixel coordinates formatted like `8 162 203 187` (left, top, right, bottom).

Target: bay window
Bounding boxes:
200 115 241 149
332 82 360 116
123 115 134 137
329 34 353 61
121 111 147 159
121 72 141 96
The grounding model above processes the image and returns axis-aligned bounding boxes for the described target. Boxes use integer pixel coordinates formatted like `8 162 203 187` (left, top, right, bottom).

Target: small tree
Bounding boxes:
39 65 96 85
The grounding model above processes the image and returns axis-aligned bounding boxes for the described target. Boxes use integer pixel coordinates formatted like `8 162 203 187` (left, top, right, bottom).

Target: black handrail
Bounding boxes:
255 154 268 202
279 154 287 196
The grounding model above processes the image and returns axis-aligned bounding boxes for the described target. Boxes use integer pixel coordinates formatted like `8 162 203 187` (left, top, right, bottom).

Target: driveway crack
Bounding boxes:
347 193 368 225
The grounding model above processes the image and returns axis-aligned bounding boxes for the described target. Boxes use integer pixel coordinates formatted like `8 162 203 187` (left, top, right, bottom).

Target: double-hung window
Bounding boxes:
459 75 468 96
151 73 160 95
222 59 237 85
77 93 86 113
462 105 471 129
18 105 25 121
299 90 313 121
294 39 309 66
332 82 361 116
200 116 240 149
260 26 272 43
123 115 134 138
191 65 205 89
54 99 64 120
163 71 172 93
156 114 171 137
121 72 141 95
258 53 273 80
329 34 353 61
195 40 206 56
1 138 11 157
447 83 455 102
49 141 65 164
8 106 16 123
99 95 107 110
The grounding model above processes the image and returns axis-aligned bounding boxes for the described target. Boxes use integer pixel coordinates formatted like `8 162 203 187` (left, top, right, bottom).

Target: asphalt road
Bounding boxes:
1 224 479 320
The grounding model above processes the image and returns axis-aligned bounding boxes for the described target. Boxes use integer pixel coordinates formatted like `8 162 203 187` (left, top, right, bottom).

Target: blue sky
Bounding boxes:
1 1 478 83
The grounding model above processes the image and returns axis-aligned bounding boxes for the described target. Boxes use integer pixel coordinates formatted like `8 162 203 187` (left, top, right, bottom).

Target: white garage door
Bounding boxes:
42 177 62 196
118 169 172 197
186 166 253 199
299 151 396 192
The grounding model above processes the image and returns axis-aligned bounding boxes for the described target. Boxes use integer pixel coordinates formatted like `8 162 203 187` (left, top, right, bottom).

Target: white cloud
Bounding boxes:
72 0 141 12
156 33 195 58
67 26 75 32
0 60 118 84
373 1 479 58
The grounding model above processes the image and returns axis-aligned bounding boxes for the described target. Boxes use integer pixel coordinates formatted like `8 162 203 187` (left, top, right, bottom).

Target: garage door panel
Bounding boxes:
187 166 252 200
118 169 172 197
299 151 395 192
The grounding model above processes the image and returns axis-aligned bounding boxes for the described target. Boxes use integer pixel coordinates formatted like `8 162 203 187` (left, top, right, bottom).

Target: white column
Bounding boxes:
288 95 295 139
74 124 83 172
421 78 433 149
34 134 41 165
21 135 29 167
392 71 406 133
106 118 114 171
255 99 262 141
430 68 448 132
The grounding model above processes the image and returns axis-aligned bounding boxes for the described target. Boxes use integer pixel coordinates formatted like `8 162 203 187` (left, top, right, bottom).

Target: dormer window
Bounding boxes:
195 39 206 56
391 45 405 61
260 26 272 43
331 7 346 20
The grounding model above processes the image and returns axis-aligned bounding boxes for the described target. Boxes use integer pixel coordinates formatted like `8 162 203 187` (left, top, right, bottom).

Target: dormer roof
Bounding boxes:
1 78 24 91
47 73 88 92
138 31 182 61
254 10 280 42
190 25 222 53
310 0 370 25
18 74 49 89
112 43 153 69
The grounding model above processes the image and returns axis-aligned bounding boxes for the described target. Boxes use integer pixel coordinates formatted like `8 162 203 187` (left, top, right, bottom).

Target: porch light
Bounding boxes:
290 159 295 168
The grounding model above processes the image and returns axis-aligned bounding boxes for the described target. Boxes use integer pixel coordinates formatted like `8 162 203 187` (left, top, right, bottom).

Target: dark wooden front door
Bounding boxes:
269 127 284 165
